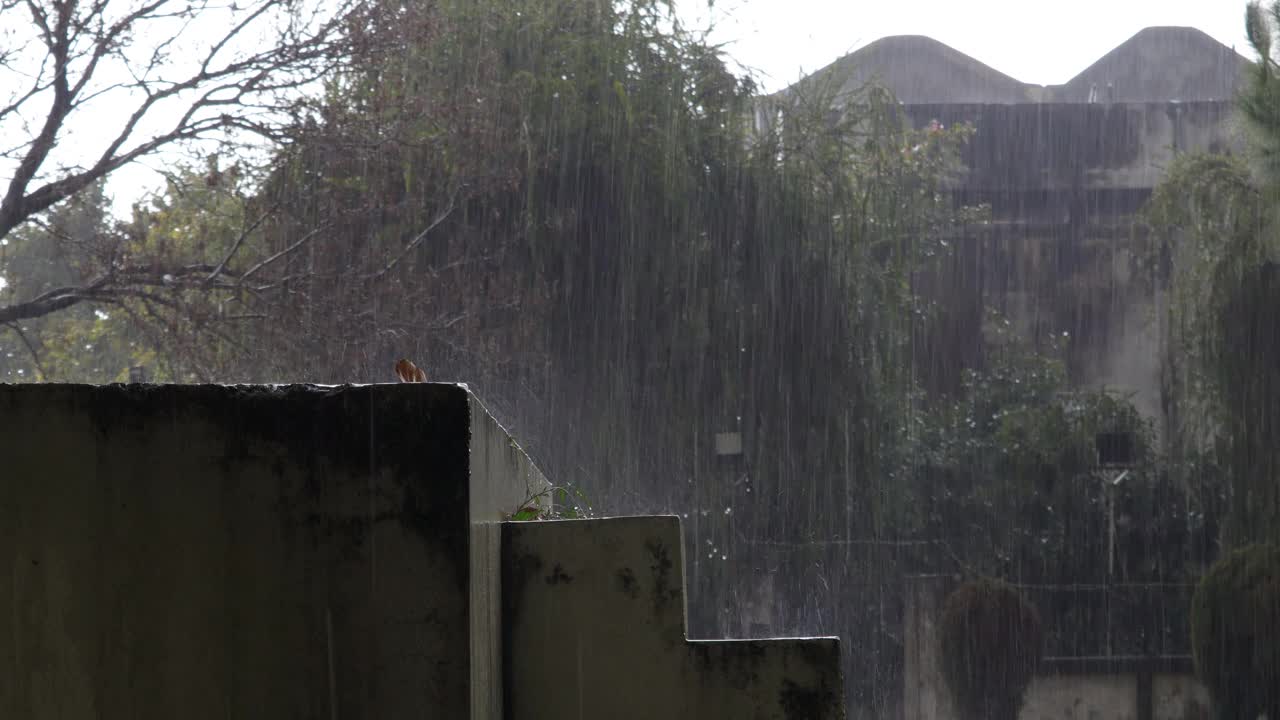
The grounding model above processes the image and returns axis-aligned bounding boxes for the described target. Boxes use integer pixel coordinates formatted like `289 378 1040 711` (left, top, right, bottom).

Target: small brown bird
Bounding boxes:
394 358 427 383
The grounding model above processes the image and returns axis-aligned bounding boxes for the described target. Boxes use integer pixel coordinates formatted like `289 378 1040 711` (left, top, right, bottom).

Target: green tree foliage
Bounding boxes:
939 577 1043 720
1145 153 1265 462
1190 543 1280 720
0 183 142 381
1142 3 1280 547
1215 261 1280 544
0 163 270 382
221 0 971 525
154 1 970 709
907 313 1218 655
0 0 354 327
9 2 973 710
118 160 273 381
1242 1 1280 188
913 316 1154 574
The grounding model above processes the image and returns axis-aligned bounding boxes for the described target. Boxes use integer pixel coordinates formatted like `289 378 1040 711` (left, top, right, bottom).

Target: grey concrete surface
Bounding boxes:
0 382 542 719
503 516 845 720
1 384 837 719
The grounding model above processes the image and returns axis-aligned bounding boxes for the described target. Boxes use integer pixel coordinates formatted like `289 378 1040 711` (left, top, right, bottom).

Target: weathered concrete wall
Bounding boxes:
1153 673 1212 720
905 102 1239 196
1 383 844 719
1021 673 1136 720
903 575 1212 720
903 575 957 720
1021 669 1212 720
503 516 845 720
905 100 1241 422
470 392 551 718
768 31 1247 422
918 663 1212 720
0 383 543 720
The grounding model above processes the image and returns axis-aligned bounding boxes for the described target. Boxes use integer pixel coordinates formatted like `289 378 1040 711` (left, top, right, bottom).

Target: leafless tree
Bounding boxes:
0 0 358 325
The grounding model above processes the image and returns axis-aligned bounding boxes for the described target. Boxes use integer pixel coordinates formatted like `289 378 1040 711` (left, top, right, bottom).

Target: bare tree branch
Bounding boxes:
206 201 277 283
4 320 50 379
367 196 456 279
0 0 358 242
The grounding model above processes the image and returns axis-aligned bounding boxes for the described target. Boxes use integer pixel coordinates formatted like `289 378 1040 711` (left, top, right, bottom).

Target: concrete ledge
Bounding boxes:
502 516 845 720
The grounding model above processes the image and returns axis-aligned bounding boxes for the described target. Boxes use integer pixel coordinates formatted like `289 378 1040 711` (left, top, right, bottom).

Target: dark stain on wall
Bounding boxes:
616 567 640 599
779 676 843 720
24 383 474 593
646 538 682 618
545 562 573 585
687 640 767 689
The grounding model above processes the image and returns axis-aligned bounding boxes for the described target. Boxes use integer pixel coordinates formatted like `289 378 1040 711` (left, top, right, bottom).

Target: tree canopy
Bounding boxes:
0 0 355 328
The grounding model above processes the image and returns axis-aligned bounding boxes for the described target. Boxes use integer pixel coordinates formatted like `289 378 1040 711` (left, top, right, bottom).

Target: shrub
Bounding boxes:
940 577 1044 720
1190 543 1280 720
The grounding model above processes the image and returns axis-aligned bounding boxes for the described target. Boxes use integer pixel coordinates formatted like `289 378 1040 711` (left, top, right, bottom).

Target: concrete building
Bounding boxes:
788 26 1250 428
796 26 1246 720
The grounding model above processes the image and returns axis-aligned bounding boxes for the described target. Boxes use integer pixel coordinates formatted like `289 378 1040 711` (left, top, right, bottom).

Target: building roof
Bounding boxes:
783 26 1251 104
787 34 1037 104
1056 26 1250 103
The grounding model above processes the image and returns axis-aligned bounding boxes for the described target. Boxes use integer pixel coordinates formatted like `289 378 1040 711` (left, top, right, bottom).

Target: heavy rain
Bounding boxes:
0 0 1275 718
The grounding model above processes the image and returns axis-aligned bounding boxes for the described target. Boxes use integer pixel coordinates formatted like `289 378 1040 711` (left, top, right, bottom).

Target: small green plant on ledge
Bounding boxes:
504 484 594 521
940 577 1044 720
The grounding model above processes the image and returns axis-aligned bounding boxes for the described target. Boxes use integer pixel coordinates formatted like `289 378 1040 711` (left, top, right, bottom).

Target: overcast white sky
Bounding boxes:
678 0 1252 92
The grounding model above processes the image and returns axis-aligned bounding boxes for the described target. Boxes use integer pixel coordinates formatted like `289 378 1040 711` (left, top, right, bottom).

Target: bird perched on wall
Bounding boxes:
394 358 427 383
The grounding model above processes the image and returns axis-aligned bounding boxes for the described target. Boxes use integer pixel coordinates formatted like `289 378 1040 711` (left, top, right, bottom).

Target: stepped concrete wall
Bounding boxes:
0 383 540 719
0 383 844 719
504 516 845 720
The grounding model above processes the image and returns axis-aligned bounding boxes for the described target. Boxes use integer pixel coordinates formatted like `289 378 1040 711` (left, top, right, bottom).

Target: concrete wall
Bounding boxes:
503 516 845 720
903 576 957 720
903 102 1239 196
1153 673 1212 720
0 382 543 719
0 383 846 719
468 392 551 718
1021 673 1136 720
904 100 1242 422
902 575 1211 720
764 31 1247 424
1019 670 1212 720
